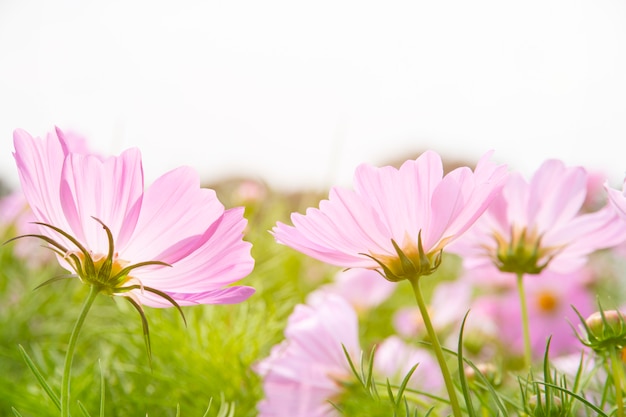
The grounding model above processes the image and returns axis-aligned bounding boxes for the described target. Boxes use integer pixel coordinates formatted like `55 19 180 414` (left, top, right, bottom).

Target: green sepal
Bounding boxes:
91 217 115 285
31 221 97 279
114 284 186 326
124 296 152 366
109 260 171 288
33 274 78 291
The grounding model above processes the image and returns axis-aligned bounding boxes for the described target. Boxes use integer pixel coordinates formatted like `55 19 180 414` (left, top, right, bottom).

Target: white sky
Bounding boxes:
1 0 626 192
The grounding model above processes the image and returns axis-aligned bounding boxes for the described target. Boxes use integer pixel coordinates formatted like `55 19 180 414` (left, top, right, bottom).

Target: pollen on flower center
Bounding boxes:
535 290 559 313
72 250 134 289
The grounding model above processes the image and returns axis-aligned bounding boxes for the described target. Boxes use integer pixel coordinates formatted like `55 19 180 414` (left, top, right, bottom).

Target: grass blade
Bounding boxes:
17 344 61 411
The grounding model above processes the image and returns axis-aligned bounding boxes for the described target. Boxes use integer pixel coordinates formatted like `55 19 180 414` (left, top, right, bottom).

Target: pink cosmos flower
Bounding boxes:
450 159 626 275
493 269 595 358
12 127 254 307
1 191 62 268
373 336 443 394
308 268 396 313
272 151 508 282
254 293 360 417
393 280 473 338
606 177 626 224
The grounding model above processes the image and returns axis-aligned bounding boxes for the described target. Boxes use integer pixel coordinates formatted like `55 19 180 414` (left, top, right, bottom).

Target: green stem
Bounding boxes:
609 347 624 417
61 285 100 417
515 272 532 369
408 276 462 417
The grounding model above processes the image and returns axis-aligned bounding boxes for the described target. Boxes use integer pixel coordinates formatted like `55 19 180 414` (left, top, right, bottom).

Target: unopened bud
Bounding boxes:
528 395 563 416
464 363 500 388
581 310 626 352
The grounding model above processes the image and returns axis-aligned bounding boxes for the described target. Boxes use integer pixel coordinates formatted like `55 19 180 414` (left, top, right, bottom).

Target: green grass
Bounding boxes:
0 185 340 417
0 181 623 416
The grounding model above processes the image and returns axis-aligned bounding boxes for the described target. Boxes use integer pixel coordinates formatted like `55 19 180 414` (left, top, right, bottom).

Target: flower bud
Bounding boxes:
464 363 501 388
579 309 626 353
528 395 563 417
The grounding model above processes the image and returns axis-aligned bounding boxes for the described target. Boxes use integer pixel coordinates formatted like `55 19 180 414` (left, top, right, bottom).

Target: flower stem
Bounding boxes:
408 276 462 417
610 347 625 417
516 272 532 369
61 285 100 417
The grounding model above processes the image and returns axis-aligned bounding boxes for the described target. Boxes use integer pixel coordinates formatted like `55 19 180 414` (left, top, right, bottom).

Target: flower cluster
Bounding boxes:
6 126 626 416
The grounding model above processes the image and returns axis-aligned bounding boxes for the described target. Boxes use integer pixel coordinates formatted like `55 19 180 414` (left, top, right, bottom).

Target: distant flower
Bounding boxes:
490 269 594 358
254 293 360 417
393 280 472 338
450 159 626 275
582 169 609 212
12 127 255 308
0 192 50 264
273 151 508 282
308 268 396 313
373 336 443 393
606 178 626 225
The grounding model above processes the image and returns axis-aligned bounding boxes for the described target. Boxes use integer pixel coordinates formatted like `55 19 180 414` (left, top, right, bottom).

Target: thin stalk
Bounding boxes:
408 276 462 417
609 347 624 417
61 285 100 417
516 272 532 369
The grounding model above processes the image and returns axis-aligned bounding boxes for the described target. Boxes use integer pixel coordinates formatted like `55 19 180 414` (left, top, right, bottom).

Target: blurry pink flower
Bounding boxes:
0 192 54 266
13 127 254 307
457 295 501 358
450 159 626 275
374 336 443 393
254 293 360 417
308 268 396 312
582 169 609 212
273 151 508 282
492 269 594 358
234 179 267 204
393 280 472 338
607 178 626 223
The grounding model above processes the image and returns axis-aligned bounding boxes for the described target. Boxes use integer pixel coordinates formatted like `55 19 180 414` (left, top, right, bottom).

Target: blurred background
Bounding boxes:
1 0 625 192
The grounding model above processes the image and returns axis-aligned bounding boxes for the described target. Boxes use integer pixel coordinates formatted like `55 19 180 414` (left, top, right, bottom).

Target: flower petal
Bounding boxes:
132 285 255 308
135 207 254 292
122 166 224 264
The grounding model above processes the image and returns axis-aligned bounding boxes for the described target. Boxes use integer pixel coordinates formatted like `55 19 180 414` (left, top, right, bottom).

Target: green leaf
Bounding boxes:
395 363 418 408
537 381 608 417
99 360 105 417
201 398 213 417
342 344 365 389
457 311 476 417
78 400 93 417
17 344 61 411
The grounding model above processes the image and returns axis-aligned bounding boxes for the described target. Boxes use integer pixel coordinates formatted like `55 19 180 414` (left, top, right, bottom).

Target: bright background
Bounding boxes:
1 0 625 192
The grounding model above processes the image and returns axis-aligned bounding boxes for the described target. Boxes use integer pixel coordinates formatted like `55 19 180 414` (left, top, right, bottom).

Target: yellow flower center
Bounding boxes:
535 290 559 313
70 251 135 291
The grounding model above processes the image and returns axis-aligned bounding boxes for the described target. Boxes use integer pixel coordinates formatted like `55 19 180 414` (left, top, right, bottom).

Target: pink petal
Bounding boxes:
59 149 144 254
133 285 255 308
122 166 224 264
135 207 254 292
527 160 586 230
13 129 72 235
